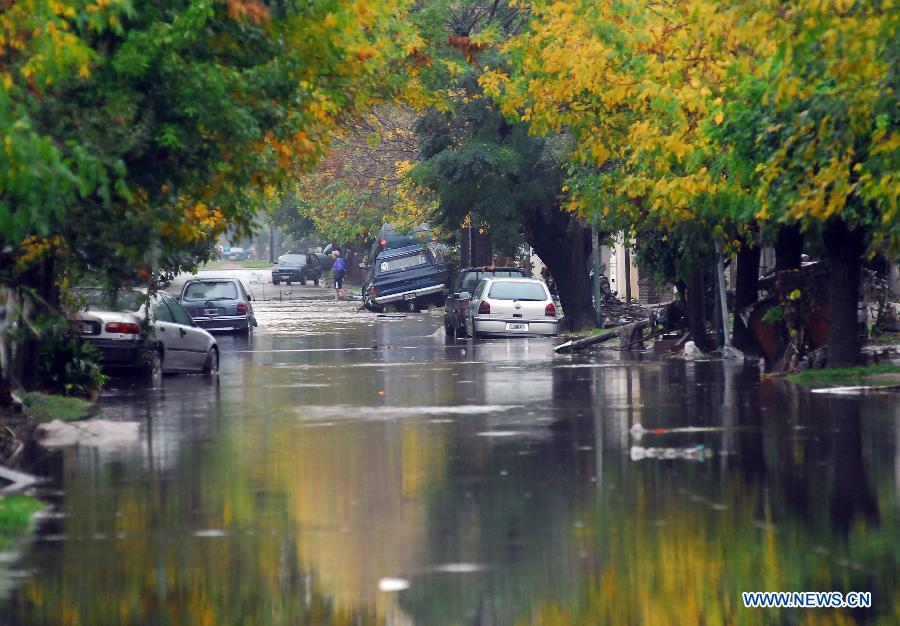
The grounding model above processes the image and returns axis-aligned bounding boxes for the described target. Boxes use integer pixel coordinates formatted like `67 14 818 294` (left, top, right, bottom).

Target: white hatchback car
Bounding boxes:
73 288 219 385
465 277 559 338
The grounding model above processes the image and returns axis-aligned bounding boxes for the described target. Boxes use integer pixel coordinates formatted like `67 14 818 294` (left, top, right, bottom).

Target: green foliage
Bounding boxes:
23 391 97 423
786 364 900 387
762 306 784 325
36 325 107 397
0 496 43 551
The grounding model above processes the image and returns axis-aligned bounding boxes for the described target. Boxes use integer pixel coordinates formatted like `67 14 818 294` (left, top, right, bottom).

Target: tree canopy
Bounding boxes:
2 0 418 285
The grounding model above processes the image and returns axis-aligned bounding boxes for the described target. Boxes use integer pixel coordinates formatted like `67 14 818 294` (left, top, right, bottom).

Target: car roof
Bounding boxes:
480 276 544 283
460 266 525 273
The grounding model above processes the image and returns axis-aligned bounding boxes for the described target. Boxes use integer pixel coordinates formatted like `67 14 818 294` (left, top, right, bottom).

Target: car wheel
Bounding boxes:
286 280 292 286
272 278 279 285
238 321 251 335
457 318 469 338
146 350 163 386
203 347 219 375
313 276 320 286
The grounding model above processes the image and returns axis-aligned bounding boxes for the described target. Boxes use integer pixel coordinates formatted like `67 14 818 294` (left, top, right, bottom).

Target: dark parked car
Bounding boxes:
272 253 321 285
361 225 449 312
225 247 250 261
444 267 529 336
178 278 257 333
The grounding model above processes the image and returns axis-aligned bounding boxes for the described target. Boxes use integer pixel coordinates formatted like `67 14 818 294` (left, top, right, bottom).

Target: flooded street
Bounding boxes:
2 298 897 625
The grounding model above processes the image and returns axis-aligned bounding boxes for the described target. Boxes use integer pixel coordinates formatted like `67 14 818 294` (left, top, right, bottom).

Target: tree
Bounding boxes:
1 0 418 392
404 0 596 330
483 0 898 365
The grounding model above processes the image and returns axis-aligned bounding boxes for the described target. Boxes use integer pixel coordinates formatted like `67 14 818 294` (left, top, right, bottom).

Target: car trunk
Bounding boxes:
487 298 548 320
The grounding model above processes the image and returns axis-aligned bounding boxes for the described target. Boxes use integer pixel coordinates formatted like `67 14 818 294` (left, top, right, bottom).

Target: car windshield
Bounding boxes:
279 254 306 265
488 282 547 301
183 281 238 301
75 288 145 312
377 252 428 273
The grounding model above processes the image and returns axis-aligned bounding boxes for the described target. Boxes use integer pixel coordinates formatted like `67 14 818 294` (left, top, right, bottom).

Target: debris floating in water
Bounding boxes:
630 445 713 461
431 563 486 573
378 577 410 592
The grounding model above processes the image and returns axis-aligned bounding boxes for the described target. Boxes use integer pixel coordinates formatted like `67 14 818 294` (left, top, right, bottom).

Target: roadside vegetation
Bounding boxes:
0 496 43 552
787 364 900 388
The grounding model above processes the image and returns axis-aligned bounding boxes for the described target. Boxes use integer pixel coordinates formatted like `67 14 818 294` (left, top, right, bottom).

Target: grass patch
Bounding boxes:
868 330 900 345
786 364 900 387
0 495 43 551
23 392 96 422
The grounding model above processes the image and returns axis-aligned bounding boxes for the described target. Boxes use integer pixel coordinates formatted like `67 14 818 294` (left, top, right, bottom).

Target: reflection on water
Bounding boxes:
1 301 897 625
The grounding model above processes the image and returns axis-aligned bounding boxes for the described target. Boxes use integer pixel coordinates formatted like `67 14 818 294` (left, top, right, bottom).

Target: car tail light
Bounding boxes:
380 238 388 249
545 303 556 317
368 285 378 296
237 302 248 315
478 300 490 314
105 322 140 334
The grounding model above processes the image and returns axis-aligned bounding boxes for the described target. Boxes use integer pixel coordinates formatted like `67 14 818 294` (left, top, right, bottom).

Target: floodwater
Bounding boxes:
1 299 897 625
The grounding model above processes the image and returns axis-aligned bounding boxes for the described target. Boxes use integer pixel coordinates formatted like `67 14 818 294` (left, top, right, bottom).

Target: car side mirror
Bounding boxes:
458 291 471 300
247 295 252 301
273 260 278 264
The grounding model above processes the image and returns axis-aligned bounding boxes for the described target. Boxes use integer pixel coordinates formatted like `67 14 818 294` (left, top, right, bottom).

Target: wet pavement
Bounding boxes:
1 297 897 625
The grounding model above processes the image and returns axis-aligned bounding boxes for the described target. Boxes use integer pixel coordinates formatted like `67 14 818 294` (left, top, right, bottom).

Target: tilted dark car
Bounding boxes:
362 242 449 312
445 267 529 336
178 278 257 334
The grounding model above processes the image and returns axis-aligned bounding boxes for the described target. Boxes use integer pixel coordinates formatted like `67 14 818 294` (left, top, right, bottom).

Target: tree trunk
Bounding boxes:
683 269 713 351
732 245 761 351
775 224 803 272
524 206 594 331
824 220 864 367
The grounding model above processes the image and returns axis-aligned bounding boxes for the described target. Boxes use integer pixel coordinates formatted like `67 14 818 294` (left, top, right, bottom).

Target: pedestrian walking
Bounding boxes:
332 251 346 301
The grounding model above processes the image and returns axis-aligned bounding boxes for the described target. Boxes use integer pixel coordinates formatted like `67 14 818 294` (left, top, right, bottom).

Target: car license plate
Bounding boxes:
506 322 528 331
403 293 416 301
204 308 220 316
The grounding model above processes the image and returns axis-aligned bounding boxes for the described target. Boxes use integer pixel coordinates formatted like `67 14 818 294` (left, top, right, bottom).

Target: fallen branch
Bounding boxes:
554 330 619 352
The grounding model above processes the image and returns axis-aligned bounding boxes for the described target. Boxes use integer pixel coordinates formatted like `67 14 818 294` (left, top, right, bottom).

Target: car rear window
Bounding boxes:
460 270 524 292
279 254 306 265
378 253 428 273
76 288 144 312
183 281 238 301
488 282 547 301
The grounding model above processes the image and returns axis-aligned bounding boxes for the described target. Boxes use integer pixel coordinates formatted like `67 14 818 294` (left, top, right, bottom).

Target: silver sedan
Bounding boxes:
74 288 219 385
465 277 559 338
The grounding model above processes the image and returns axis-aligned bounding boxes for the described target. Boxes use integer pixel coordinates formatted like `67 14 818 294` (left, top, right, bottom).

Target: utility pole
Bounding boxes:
715 241 731 348
591 221 602 328
623 240 632 303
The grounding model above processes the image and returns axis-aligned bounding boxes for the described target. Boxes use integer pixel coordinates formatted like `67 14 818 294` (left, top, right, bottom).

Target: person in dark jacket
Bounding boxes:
332 251 346 301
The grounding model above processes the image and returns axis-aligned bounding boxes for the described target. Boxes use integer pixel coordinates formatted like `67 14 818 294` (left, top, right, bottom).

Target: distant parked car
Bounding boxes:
465 277 558 338
73 288 219 385
177 278 257 334
445 267 529 337
225 247 249 261
272 253 323 286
